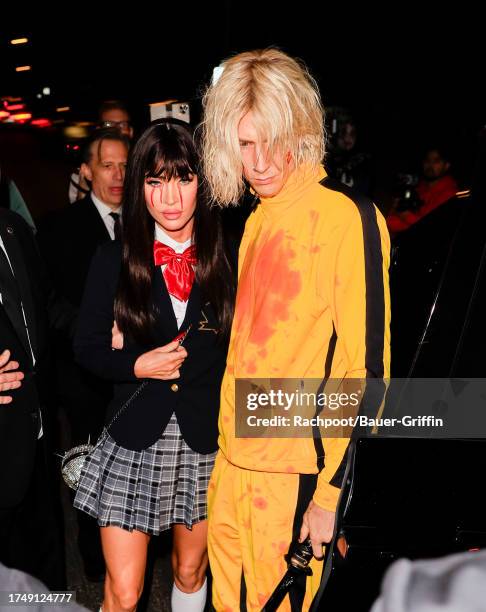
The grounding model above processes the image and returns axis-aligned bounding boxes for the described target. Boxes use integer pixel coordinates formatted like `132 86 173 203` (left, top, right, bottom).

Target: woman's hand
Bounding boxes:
134 341 187 380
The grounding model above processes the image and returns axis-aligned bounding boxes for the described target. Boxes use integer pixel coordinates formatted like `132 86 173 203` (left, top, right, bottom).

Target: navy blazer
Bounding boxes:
74 241 228 453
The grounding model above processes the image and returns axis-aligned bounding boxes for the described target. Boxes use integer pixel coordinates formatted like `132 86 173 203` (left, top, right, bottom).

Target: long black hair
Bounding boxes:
114 118 235 345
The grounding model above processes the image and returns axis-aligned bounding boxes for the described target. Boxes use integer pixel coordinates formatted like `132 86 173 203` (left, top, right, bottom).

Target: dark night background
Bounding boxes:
1 4 483 212
1 7 486 609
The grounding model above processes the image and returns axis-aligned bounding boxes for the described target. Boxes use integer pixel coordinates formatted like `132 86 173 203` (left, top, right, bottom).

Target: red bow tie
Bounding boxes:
153 241 197 302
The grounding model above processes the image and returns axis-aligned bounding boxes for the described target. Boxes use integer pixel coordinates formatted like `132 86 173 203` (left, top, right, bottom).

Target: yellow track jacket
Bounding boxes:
218 164 391 512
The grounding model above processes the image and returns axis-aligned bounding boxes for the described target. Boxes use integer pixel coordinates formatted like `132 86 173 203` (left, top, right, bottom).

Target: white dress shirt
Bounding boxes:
154 225 193 329
90 192 121 240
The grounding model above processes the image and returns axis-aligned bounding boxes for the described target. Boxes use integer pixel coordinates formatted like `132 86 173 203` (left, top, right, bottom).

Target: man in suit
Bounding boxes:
69 100 134 203
39 128 129 305
0 208 75 590
37 128 130 581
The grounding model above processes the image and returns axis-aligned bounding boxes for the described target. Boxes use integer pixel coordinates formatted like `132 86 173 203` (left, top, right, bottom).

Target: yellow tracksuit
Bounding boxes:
208 165 390 610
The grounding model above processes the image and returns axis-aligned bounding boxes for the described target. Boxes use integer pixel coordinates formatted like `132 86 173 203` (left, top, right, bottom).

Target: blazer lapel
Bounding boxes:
153 267 179 340
0 303 31 362
179 281 201 332
0 221 37 361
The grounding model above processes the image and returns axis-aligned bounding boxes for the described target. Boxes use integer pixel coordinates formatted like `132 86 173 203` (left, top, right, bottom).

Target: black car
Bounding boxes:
312 133 486 611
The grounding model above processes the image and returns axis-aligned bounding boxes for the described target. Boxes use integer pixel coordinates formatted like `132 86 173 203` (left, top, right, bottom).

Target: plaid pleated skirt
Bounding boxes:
73 413 216 534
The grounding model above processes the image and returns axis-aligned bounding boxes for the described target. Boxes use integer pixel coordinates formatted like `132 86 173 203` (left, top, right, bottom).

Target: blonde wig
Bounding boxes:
200 48 326 206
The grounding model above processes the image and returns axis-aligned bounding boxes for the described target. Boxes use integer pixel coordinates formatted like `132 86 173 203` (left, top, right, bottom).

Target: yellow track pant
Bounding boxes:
208 452 324 611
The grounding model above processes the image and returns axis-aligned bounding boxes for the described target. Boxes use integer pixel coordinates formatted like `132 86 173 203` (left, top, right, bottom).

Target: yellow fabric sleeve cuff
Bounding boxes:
313 478 341 513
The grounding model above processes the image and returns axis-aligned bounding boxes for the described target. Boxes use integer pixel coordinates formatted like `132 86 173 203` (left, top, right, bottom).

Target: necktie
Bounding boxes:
0 245 31 355
153 241 197 302
109 211 122 240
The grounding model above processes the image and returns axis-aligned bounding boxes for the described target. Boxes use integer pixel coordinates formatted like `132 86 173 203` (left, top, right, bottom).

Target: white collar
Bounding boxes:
90 192 121 219
155 224 192 253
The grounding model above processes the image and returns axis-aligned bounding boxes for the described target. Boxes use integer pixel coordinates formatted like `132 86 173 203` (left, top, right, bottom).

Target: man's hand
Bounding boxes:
0 349 24 404
111 321 124 350
299 500 336 558
134 341 187 380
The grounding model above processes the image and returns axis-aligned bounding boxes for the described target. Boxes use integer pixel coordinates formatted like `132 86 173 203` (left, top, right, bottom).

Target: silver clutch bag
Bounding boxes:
60 441 97 491
59 381 148 491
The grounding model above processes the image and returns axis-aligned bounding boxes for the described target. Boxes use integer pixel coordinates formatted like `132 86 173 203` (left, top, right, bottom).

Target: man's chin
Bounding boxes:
252 184 281 199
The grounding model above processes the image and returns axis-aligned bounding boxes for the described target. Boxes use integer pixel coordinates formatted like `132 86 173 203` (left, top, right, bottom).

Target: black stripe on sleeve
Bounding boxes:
319 176 386 379
319 177 388 481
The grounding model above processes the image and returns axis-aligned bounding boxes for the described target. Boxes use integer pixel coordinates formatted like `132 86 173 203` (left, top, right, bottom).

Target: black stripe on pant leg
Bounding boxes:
240 570 247 611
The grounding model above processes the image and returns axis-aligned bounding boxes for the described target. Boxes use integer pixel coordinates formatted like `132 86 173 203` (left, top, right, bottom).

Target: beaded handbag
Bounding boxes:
60 381 148 490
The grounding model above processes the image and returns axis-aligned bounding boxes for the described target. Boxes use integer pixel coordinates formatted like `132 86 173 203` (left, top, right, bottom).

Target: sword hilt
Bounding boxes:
286 537 314 574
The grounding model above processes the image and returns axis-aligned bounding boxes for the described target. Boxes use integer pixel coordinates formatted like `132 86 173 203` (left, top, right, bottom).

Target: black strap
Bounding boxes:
104 380 148 433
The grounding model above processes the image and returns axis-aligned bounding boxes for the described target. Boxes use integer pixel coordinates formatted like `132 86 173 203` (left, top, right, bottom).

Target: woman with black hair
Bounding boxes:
73 119 235 612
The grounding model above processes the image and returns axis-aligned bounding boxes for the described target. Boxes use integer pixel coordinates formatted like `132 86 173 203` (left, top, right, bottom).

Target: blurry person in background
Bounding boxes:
97 99 134 139
387 146 459 235
69 100 134 203
326 108 374 198
1 207 75 590
0 165 36 232
37 128 129 582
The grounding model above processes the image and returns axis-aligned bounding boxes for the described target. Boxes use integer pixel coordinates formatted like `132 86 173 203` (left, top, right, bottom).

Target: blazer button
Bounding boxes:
171 383 179 392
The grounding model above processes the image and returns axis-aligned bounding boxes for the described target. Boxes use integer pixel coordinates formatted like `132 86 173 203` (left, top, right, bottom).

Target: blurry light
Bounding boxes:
15 66 31 72
5 103 25 111
64 125 89 139
42 87 51 95
36 93 42 99
12 112 32 122
0 111 10 120
56 106 70 112
10 38 29 45
31 118 52 128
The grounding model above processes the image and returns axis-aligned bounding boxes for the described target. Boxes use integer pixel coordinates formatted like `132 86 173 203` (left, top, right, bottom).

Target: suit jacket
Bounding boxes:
74 241 228 453
36 194 113 438
0 210 75 508
37 193 111 307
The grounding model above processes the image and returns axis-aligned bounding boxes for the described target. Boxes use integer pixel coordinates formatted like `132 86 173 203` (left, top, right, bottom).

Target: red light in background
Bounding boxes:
5 103 25 111
31 118 52 128
0 111 10 120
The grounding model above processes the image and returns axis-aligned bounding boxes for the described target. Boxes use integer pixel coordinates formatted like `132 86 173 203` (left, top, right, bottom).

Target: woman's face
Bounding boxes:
144 173 198 242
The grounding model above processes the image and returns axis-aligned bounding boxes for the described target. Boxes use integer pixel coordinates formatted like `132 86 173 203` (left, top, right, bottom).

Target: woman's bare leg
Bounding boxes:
100 526 150 612
171 521 209 611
